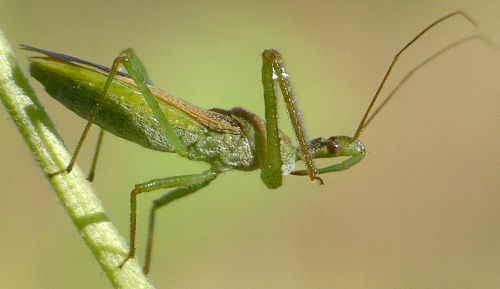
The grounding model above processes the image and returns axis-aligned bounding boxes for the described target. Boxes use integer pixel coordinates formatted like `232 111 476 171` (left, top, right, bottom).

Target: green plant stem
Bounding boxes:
0 31 155 289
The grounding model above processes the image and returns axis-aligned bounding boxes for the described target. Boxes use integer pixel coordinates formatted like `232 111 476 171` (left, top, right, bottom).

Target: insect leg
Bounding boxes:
261 50 322 187
86 128 104 181
142 174 215 274
291 153 365 176
56 49 187 177
118 169 218 272
115 49 187 155
83 49 156 181
123 48 153 84
260 50 283 188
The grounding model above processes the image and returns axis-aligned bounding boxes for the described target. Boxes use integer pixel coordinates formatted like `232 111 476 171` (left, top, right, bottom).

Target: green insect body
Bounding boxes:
30 57 298 173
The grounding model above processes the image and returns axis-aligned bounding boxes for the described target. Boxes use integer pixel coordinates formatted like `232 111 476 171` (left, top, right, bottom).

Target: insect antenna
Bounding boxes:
352 10 477 140
361 34 497 131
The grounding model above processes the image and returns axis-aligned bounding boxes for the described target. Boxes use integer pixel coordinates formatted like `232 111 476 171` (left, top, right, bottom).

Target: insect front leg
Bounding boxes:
260 50 322 188
291 153 365 175
118 169 218 273
53 49 187 178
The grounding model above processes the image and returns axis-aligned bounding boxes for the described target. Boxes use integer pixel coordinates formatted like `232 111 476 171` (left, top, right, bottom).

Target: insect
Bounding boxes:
22 11 476 274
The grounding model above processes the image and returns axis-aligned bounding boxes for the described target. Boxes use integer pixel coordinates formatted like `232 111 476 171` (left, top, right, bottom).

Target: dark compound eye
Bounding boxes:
326 137 340 154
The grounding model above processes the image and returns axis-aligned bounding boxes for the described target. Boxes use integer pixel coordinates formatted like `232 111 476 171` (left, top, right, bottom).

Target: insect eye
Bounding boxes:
326 137 340 154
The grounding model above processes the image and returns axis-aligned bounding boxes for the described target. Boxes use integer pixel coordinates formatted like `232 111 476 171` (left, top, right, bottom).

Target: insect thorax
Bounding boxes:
216 107 298 175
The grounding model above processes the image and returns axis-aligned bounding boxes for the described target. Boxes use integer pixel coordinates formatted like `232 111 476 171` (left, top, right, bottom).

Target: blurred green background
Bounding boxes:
1 1 499 288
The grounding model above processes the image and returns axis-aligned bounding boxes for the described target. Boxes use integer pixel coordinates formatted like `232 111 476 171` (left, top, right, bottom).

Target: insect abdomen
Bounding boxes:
30 57 257 169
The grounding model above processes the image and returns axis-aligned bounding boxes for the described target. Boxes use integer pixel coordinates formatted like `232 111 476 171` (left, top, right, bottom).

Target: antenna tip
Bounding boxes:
456 10 479 28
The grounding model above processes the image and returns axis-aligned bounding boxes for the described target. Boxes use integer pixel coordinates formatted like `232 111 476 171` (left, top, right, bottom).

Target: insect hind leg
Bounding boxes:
49 48 186 178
